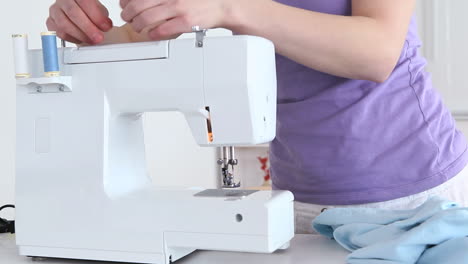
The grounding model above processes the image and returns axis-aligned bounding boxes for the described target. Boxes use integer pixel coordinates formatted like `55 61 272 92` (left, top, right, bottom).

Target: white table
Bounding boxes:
0 234 349 264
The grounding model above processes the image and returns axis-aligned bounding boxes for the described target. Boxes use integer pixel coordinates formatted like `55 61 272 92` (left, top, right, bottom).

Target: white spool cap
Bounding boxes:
12 34 31 78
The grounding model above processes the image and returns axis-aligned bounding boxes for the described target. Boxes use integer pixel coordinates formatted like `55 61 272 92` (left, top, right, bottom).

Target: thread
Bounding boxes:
12 34 30 78
41 32 60 77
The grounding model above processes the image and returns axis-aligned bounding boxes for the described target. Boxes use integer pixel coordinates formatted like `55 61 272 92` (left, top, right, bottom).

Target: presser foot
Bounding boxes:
219 161 241 188
222 173 241 189
218 146 241 188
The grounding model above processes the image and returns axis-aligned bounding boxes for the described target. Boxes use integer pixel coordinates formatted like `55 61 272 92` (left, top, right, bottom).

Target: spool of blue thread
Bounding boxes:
41 32 60 77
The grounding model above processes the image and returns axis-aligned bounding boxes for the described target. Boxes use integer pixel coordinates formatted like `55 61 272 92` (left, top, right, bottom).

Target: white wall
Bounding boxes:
415 0 468 140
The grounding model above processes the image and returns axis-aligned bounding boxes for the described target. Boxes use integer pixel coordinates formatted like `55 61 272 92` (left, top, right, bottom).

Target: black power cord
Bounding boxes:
0 204 15 234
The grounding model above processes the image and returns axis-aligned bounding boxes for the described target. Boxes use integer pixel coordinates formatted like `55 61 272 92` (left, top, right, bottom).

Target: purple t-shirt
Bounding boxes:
270 0 468 205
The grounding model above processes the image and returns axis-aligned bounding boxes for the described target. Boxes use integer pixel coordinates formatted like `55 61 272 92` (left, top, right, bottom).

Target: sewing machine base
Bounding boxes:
16 188 294 264
23 241 291 264
24 248 167 263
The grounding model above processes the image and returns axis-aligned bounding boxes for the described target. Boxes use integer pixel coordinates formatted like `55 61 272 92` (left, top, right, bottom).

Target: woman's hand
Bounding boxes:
47 0 113 45
120 0 235 40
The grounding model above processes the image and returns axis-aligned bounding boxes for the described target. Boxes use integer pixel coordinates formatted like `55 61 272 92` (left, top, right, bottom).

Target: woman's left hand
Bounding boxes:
120 0 235 40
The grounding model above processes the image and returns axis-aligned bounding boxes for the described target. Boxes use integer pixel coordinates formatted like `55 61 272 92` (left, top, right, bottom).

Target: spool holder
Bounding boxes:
16 38 72 94
16 76 72 94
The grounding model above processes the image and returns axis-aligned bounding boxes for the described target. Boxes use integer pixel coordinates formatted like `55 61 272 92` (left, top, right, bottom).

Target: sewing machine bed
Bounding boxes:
0 234 349 264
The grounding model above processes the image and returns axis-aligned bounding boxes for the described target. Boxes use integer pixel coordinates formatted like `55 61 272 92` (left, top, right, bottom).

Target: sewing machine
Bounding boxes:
14 32 294 264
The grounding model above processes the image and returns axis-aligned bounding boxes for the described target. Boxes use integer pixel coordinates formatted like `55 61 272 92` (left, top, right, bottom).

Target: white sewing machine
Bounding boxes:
14 33 294 264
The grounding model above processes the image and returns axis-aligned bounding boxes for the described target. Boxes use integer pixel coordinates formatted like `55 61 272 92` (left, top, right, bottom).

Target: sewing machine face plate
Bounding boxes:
194 189 258 198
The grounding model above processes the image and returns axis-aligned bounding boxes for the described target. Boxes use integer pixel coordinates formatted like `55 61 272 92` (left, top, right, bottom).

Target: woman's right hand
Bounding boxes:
46 0 113 45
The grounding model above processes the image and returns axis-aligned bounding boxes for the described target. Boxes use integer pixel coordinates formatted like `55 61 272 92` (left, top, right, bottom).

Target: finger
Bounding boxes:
60 1 104 44
46 17 83 44
60 33 83 44
149 17 192 40
152 32 181 41
76 0 113 31
130 5 176 33
51 10 92 44
97 1 110 17
121 0 165 22
120 0 131 9
46 16 58 31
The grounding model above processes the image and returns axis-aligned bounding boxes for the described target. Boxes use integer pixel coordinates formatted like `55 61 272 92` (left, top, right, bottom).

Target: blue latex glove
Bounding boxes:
417 237 468 264
312 197 468 264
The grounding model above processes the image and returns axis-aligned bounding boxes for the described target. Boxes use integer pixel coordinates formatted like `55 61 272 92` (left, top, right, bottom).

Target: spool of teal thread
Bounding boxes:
41 32 60 77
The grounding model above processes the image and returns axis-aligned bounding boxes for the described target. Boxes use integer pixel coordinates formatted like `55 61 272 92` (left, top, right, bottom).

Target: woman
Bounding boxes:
48 0 468 234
